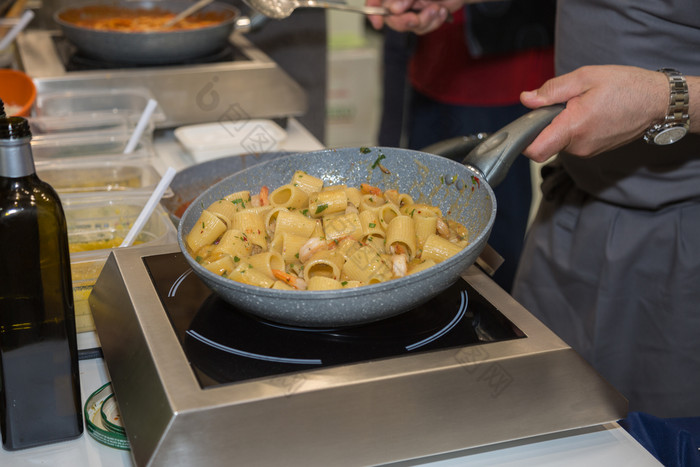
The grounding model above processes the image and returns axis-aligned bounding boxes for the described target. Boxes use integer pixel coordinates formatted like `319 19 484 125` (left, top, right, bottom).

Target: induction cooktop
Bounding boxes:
142 252 523 389
90 243 627 467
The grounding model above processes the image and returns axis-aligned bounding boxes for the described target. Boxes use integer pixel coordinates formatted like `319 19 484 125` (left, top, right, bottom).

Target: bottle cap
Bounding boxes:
0 116 31 140
84 382 130 450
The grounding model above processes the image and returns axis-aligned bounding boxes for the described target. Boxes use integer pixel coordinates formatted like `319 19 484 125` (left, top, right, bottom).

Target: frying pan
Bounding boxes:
54 0 243 65
161 151 292 225
161 141 489 226
177 105 564 327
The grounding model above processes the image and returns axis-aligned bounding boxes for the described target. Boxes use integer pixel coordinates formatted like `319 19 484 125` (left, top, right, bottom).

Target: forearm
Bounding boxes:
520 66 700 162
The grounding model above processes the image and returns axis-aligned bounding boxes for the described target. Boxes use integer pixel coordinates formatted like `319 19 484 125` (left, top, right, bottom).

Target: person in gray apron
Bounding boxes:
369 0 700 418
511 0 700 418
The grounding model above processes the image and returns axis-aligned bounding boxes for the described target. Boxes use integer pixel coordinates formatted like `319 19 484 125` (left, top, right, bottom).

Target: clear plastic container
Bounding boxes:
29 113 130 136
71 257 109 334
37 156 172 196
34 88 166 124
31 133 152 160
64 194 177 333
28 113 154 160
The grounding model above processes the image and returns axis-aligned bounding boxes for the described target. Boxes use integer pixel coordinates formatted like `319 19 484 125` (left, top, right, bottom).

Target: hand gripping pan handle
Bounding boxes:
463 104 565 187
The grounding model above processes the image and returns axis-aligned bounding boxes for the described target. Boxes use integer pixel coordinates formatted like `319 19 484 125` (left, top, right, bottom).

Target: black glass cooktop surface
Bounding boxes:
143 253 524 389
52 35 246 71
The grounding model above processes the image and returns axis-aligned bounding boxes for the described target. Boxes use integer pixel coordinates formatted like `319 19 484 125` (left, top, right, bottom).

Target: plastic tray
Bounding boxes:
65 194 177 333
37 156 172 196
29 113 154 160
34 88 166 123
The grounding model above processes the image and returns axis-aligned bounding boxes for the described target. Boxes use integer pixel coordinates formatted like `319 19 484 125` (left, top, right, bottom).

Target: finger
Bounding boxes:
385 0 413 14
367 14 384 29
384 12 422 32
522 113 572 162
365 0 385 28
521 68 593 109
411 5 449 34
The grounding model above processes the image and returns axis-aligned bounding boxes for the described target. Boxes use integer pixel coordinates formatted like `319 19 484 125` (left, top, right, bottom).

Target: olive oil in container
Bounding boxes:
0 110 83 450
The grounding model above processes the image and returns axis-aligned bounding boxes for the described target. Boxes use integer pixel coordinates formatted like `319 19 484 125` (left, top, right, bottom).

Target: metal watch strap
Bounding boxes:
664 68 690 123
643 68 690 145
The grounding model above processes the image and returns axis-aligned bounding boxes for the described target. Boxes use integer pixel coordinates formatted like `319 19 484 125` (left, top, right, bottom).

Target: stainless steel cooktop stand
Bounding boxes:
16 30 308 128
90 243 627 467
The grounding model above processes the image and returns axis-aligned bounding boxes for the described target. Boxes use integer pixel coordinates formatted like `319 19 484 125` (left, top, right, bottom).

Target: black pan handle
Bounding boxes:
463 104 565 187
420 133 490 162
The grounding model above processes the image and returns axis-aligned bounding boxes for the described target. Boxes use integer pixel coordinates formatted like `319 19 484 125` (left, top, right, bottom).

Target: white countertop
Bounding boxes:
0 119 663 466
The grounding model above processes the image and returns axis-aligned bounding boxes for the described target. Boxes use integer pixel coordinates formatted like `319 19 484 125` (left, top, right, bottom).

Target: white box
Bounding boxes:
325 46 381 148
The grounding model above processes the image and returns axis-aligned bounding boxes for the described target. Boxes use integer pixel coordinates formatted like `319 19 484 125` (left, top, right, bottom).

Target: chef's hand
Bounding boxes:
366 0 458 34
520 65 687 162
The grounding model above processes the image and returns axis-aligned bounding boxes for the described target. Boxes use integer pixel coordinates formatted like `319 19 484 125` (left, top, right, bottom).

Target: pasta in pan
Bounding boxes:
69 7 226 32
185 170 470 291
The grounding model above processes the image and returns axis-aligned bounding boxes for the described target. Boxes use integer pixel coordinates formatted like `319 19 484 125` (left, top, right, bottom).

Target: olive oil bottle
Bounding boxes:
0 111 83 450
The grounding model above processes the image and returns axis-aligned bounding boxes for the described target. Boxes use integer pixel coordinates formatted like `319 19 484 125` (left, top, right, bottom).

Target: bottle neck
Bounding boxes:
0 137 36 178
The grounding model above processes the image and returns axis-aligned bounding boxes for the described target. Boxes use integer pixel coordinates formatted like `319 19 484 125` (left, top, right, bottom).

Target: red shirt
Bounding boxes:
408 8 554 107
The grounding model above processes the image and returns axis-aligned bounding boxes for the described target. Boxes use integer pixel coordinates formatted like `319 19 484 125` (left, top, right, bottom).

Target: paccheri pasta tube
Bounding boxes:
185 177 470 291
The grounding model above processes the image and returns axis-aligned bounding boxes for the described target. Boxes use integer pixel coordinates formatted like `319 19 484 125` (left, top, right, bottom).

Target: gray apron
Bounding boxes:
512 0 700 417
513 149 700 418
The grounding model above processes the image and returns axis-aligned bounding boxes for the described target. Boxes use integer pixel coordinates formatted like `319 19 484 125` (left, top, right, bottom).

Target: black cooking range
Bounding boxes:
51 34 245 71
90 244 627 467
143 252 523 389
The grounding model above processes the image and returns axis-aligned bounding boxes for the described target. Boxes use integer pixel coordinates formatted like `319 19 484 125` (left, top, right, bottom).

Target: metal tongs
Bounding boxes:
242 0 390 20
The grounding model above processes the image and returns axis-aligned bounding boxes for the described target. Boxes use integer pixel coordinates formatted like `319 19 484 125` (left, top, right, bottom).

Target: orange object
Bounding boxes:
0 69 37 117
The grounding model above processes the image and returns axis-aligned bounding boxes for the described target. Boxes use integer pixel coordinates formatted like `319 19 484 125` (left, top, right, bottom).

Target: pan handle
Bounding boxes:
462 104 565 187
420 133 490 162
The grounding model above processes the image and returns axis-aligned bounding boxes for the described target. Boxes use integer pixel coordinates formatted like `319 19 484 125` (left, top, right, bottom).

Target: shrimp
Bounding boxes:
360 183 382 196
436 217 451 239
447 219 468 241
299 236 327 263
272 269 307 290
389 243 407 255
251 186 269 207
384 189 399 205
391 254 408 278
259 186 269 206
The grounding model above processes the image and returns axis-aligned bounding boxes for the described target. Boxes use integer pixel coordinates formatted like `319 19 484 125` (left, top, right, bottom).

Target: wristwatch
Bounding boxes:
644 68 690 145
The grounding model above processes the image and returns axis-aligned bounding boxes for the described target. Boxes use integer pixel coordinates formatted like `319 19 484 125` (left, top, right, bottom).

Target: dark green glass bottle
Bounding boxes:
0 112 83 450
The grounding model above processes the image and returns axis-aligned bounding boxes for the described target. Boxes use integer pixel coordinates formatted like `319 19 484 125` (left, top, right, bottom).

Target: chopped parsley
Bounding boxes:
360 147 371 154
315 204 328 215
371 153 386 169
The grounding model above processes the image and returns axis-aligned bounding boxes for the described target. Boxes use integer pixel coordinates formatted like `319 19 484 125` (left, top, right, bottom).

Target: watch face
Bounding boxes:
654 126 688 145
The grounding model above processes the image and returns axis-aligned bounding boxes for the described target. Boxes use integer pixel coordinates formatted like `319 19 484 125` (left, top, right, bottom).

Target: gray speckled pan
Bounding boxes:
177 106 564 327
